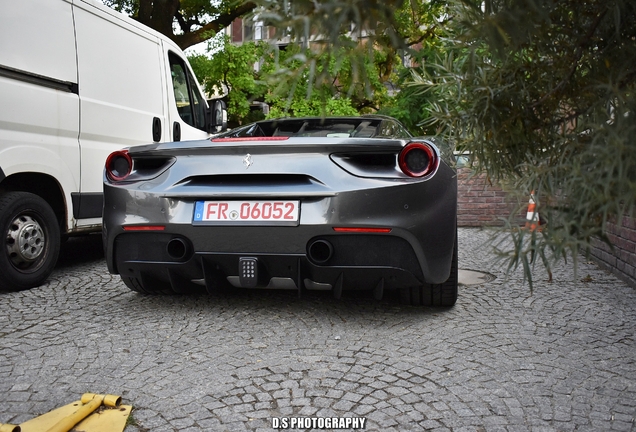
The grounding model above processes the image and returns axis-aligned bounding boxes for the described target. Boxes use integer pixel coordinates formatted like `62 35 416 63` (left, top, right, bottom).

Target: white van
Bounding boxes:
0 0 226 290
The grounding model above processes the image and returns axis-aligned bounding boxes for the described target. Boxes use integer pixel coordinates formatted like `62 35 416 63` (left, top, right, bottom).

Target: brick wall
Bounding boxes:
456 167 636 287
456 168 521 227
589 216 636 288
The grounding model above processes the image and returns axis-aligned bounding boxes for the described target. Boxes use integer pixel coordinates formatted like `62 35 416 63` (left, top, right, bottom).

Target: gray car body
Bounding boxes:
102 116 457 297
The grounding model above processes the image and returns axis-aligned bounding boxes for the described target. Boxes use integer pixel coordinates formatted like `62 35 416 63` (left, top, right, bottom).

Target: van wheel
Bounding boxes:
400 234 458 307
0 192 60 291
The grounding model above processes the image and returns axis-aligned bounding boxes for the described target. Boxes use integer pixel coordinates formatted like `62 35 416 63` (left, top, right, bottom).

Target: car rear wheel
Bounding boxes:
400 233 458 307
0 192 60 291
121 275 174 295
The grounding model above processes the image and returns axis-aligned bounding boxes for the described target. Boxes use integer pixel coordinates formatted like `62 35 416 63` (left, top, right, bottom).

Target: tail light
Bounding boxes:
105 150 133 181
398 142 438 178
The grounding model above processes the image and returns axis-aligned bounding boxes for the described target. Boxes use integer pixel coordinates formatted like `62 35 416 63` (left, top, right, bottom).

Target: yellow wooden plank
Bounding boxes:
18 401 131 432
19 400 84 432
72 405 132 432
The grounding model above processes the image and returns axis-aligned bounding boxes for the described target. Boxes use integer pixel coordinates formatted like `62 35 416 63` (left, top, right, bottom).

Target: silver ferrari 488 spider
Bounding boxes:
103 115 458 306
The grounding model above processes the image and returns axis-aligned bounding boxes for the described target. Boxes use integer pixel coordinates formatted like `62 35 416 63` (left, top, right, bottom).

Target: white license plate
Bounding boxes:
193 200 300 225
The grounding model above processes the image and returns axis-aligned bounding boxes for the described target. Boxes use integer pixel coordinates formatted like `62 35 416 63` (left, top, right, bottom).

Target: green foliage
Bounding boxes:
251 0 450 99
266 97 358 118
249 0 454 131
378 87 430 135
189 36 393 122
188 36 266 126
411 0 636 285
260 42 387 117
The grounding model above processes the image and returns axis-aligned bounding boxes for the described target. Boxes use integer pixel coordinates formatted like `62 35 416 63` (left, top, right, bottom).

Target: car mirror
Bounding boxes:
208 99 227 133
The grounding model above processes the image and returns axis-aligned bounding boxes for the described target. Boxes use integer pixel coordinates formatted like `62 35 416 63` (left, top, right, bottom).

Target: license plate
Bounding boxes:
193 200 300 225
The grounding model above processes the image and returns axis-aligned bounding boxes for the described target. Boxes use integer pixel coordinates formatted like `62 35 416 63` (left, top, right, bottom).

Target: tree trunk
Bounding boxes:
134 0 256 50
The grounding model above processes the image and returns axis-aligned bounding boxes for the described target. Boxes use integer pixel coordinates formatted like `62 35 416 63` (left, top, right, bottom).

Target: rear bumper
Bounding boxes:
112 231 428 291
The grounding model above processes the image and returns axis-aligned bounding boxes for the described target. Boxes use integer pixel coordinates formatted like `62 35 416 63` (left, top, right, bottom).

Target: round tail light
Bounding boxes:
398 142 438 178
105 150 133 181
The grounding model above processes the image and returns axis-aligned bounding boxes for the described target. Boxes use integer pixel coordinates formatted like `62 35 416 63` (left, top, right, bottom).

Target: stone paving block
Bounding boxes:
611 420 635 431
1 229 635 431
277 406 294 416
253 401 273 410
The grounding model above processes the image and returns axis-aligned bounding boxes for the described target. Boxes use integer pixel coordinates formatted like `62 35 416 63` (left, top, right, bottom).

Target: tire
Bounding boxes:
121 276 146 293
120 275 175 295
400 232 458 307
0 192 61 291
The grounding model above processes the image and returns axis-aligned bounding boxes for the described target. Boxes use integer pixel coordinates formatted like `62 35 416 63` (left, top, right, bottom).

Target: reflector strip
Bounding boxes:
123 225 166 231
333 227 392 233
211 137 289 142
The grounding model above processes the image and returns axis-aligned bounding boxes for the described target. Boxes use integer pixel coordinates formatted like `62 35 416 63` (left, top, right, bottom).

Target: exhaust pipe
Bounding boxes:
166 238 189 261
307 239 333 264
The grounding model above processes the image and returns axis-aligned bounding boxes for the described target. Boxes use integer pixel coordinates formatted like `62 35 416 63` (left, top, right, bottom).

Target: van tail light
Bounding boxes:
105 150 133 181
398 142 438 178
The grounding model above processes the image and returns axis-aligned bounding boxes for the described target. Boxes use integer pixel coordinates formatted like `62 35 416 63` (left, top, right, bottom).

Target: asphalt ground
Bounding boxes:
1 228 635 431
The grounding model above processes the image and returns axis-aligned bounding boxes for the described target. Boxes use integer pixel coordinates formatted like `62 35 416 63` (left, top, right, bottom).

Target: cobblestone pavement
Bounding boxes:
1 228 635 432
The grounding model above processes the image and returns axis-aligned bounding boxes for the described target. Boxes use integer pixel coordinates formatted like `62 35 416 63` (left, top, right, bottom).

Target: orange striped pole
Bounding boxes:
525 191 540 231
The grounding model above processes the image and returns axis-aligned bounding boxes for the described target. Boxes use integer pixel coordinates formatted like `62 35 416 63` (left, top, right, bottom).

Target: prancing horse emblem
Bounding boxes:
243 153 253 169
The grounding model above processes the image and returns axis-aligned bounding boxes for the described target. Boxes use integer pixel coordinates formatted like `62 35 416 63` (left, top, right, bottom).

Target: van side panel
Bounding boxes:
73 1 166 223
0 0 77 84
0 79 80 190
0 0 80 232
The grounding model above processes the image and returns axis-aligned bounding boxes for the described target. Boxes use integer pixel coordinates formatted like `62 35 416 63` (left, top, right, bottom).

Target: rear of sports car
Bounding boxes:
103 119 458 306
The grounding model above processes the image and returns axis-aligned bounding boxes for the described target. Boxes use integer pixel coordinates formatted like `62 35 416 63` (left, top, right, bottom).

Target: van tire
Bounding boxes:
0 192 60 291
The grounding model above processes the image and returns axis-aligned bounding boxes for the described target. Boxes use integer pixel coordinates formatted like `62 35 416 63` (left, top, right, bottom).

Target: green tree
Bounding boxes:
260 42 386 117
378 85 431 135
411 0 636 283
250 0 454 131
375 0 457 135
101 0 255 49
188 36 266 127
252 0 449 106
189 38 391 122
